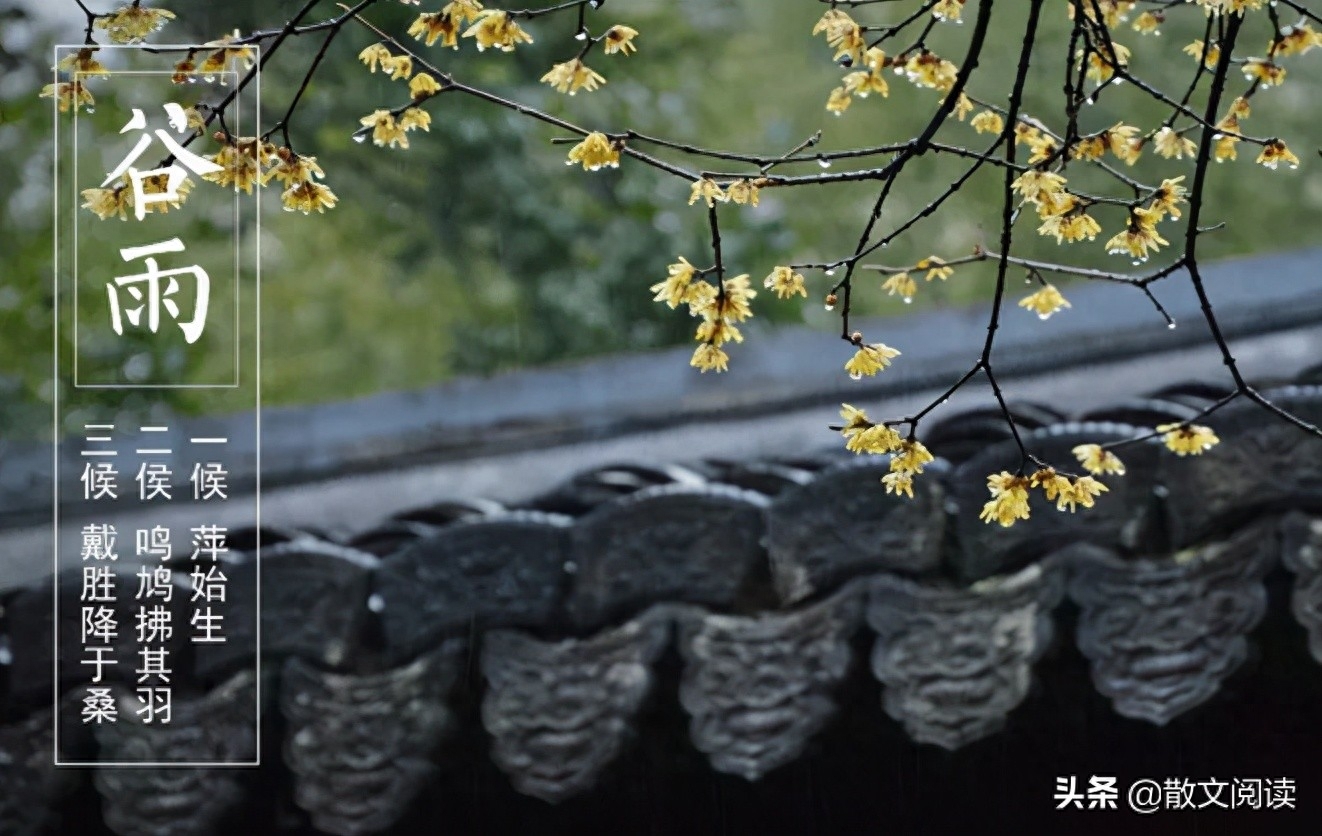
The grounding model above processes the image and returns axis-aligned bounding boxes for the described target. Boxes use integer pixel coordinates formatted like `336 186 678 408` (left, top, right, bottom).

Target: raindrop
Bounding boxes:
85 107 95 114
849 371 862 381
1290 164 1299 170
564 560 578 574
1168 321 1177 329
1111 77 1124 86
352 134 367 144
367 593 384 612
824 268 836 276
0 638 10 666
824 302 835 311
1037 313 1050 321
574 29 588 41
589 0 603 7
1086 94 1097 106
203 75 215 83
839 55 853 69
817 156 832 169
903 297 912 305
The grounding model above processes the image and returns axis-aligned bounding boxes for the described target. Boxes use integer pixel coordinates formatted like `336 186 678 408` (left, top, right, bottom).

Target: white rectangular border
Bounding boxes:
53 43 262 769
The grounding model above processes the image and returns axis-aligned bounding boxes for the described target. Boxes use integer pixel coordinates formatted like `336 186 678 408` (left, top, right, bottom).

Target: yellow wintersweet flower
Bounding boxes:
890 439 934 475
918 256 953 282
442 0 485 25
689 178 727 207
128 173 193 216
826 86 853 115
1018 284 1070 319
932 0 965 23
839 403 871 433
464 10 534 52
845 343 901 379
409 12 462 48
81 183 132 221
1072 444 1126 476
1025 134 1058 165
1030 468 1074 508
882 472 915 498
1012 169 1068 206
979 472 1032 527
842 66 889 99
1213 117 1240 162
952 93 974 121
1105 207 1167 261
409 72 444 99
1157 423 1219 456
360 110 409 149
904 51 958 92
715 274 757 322
566 132 620 171
1184 39 1220 69
56 48 110 78
882 272 916 302
358 43 392 72
201 135 273 193
1067 476 1108 511
172 57 196 84
1038 210 1101 244
690 343 729 374
812 9 865 66
764 266 807 299
1132 11 1163 35
1153 127 1197 160
380 54 413 81
970 110 1004 135
262 149 325 188
1242 58 1285 86
1105 123 1142 165
695 318 743 347
1273 23 1321 58
1256 139 1300 170
39 81 94 113
1071 0 1134 27
1083 41 1130 83
838 404 904 455
282 181 338 214
541 59 606 95
650 257 697 308
1072 135 1107 162
602 25 639 56
1150 177 1186 221
726 179 761 206
851 426 905 456
399 107 431 132
93 4 175 43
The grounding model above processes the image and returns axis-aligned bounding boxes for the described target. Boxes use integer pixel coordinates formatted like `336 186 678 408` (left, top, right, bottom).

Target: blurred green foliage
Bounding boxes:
2 0 1321 437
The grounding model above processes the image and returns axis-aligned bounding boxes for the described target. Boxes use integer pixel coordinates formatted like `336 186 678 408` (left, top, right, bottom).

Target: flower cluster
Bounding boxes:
81 173 194 221
93 3 175 44
649 258 756 374
1157 423 1221 456
979 468 1108 527
566 131 622 171
836 405 934 498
